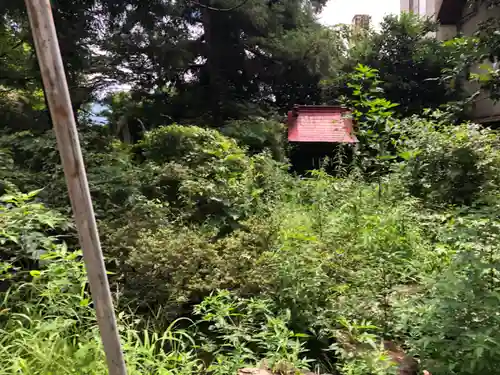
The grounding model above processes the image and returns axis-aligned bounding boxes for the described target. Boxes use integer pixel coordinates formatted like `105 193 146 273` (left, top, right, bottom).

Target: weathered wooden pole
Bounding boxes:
24 1 127 374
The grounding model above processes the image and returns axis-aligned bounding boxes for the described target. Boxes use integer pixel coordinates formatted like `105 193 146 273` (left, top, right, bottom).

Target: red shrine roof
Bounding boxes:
287 105 358 143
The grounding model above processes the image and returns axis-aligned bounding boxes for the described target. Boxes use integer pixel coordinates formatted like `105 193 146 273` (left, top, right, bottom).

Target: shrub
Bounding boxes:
0 189 71 263
396 205 500 375
137 124 246 167
121 215 281 314
135 126 290 230
221 117 286 162
0 189 317 375
120 170 440 373
337 64 401 180
331 319 400 375
0 128 143 216
195 290 311 375
0 248 204 375
398 115 500 205
0 191 203 374
7 110 500 375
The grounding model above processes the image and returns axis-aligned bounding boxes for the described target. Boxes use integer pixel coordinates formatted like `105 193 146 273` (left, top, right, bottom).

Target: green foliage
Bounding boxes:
4 126 500 374
0 248 203 375
339 64 399 180
138 124 246 167
0 17 49 133
8 0 500 373
134 125 291 229
122 222 269 310
391 204 500 375
195 290 311 375
221 117 286 161
99 91 151 143
471 14 500 102
0 191 199 374
0 189 71 262
332 319 399 375
397 115 500 205
324 13 461 117
0 188 345 375
0 128 143 216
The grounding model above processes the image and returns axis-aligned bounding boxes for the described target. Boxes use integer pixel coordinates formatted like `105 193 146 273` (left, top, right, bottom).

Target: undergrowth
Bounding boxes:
2 66 500 375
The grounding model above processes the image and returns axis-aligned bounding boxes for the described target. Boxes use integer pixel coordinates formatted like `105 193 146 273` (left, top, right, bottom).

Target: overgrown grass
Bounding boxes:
2 108 500 374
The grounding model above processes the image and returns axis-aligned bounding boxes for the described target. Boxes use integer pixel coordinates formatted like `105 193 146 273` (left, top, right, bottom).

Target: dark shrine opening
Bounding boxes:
288 142 355 176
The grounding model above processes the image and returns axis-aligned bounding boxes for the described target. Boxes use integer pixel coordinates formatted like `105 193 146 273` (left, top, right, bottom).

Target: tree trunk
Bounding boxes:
201 0 225 126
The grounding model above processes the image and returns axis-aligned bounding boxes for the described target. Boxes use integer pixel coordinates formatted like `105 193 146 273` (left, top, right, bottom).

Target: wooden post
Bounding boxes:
24 1 127 374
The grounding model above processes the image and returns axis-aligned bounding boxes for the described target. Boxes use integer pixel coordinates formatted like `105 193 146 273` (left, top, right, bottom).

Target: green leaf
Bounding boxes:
377 155 396 161
26 189 44 199
0 194 16 203
398 151 419 160
293 333 310 338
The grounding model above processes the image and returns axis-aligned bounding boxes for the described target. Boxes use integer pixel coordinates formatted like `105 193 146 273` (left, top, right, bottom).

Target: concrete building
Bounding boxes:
400 0 437 17
437 0 500 123
352 14 371 33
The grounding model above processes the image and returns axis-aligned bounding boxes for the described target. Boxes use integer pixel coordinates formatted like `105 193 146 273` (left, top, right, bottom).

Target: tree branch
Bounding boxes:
188 0 250 12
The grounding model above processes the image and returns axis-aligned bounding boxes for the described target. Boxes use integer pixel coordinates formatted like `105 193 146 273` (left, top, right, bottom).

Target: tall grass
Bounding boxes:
0 249 202 375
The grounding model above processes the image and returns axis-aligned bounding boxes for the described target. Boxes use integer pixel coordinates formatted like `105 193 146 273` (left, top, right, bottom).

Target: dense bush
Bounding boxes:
0 191 312 375
397 115 500 205
122 222 273 311
0 189 71 264
221 117 287 162
4 84 500 374
138 126 291 227
0 128 143 216
0 125 290 234
6 2 500 372
339 64 500 207
4 138 500 374
389 204 500 375
136 125 246 167
109 166 446 371
0 191 197 374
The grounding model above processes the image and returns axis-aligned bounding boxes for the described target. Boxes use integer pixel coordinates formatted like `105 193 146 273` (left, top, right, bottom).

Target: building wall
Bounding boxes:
401 0 420 13
455 1 500 121
436 24 457 40
352 15 371 30
400 0 408 12
434 0 444 16
352 14 371 35
400 0 436 17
